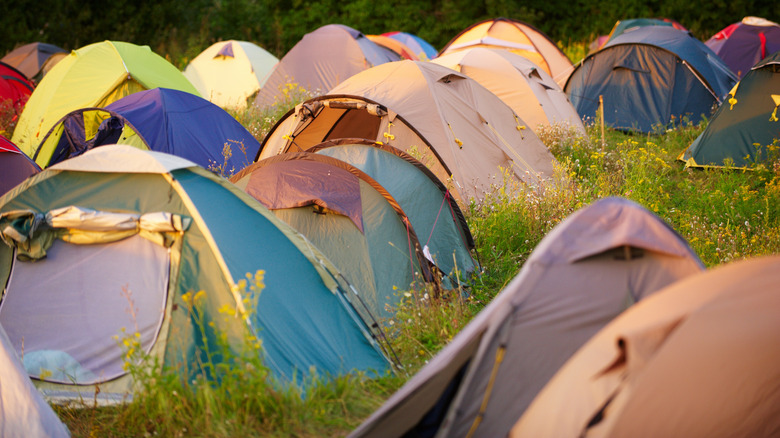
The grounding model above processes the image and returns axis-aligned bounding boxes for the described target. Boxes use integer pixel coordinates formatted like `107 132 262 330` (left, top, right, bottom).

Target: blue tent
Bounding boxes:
33 88 261 175
565 26 737 133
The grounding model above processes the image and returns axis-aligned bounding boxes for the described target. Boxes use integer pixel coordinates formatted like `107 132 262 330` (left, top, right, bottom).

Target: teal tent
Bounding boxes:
0 145 391 402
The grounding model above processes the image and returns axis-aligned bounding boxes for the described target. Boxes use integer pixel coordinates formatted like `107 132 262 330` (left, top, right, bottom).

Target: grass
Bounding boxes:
9 80 780 437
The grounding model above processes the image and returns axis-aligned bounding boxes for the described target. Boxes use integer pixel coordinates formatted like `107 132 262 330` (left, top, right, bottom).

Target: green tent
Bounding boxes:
680 51 780 169
11 41 199 156
0 145 391 403
231 152 434 321
309 139 477 288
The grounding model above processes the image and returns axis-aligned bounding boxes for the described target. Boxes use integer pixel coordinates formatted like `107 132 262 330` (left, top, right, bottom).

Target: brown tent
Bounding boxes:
258 60 557 201
513 255 780 438
254 24 400 109
349 197 704 438
439 18 574 87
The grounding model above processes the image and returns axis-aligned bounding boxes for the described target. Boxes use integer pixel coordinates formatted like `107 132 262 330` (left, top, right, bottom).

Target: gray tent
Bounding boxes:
349 197 704 438
0 323 70 437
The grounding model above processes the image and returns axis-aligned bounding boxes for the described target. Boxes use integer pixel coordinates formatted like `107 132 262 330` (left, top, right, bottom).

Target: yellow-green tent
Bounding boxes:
11 41 199 156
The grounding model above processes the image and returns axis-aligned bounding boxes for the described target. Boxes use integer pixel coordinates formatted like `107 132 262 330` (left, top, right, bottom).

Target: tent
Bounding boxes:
32 87 261 173
433 47 586 135
0 145 391 403
1 42 68 81
183 40 279 109
512 255 780 438
231 152 434 321
0 323 70 437
599 18 688 50
11 40 200 156
0 61 34 115
367 35 418 60
706 17 780 78
0 135 39 196
382 31 438 60
254 24 401 109
679 51 780 169
309 138 476 288
349 197 704 438
438 18 574 87
258 60 557 201
565 26 737 133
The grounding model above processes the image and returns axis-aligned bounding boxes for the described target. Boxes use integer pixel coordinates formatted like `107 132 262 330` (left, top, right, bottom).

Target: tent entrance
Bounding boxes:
0 235 170 385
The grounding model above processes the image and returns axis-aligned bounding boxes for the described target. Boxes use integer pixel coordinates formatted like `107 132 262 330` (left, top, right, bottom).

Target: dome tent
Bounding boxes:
679 51 780 169
0 145 391 403
183 40 279 109
32 88 261 173
706 16 780 78
513 255 780 437
258 60 557 201
433 47 586 135
439 17 574 87
11 40 199 155
349 197 704 438
565 26 737 133
1 42 67 81
309 138 476 288
232 152 435 321
254 24 400 109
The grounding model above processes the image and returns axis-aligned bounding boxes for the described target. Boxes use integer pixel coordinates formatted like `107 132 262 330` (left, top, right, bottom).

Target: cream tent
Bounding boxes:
0 323 70 437
349 197 704 438
183 40 279 109
439 18 574 87
433 47 586 135
254 24 400 109
258 60 557 201
513 255 780 438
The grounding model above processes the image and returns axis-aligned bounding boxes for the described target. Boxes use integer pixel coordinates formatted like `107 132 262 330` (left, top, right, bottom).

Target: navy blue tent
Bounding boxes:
33 88 261 175
565 26 737 133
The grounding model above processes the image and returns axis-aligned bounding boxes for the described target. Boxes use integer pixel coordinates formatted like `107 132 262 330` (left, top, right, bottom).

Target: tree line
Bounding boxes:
2 0 775 66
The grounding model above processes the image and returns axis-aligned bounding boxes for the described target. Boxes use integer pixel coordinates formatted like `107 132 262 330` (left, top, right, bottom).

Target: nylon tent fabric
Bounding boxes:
367 35 419 60
309 138 476 288
0 323 70 437
10 40 200 156
382 31 438 60
231 151 433 322
433 47 586 135
0 145 391 403
32 87 261 173
1 42 68 81
600 18 688 49
349 197 704 438
254 24 401 109
512 255 780 438
0 61 34 116
258 60 558 201
679 52 780 169
565 26 737 133
706 17 780 79
183 40 279 109
0 134 39 196
438 18 574 87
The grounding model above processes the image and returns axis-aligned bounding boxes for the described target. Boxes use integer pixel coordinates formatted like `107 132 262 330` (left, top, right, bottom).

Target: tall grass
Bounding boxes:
33 93 780 437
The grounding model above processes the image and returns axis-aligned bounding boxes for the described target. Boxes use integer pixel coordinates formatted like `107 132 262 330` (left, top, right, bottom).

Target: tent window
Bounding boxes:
0 235 170 385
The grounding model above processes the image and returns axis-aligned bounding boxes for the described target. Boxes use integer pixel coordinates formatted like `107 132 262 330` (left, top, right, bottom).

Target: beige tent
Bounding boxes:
513 255 780 438
349 197 704 438
433 47 586 135
439 18 574 87
258 60 557 201
183 40 279 109
254 24 400 109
